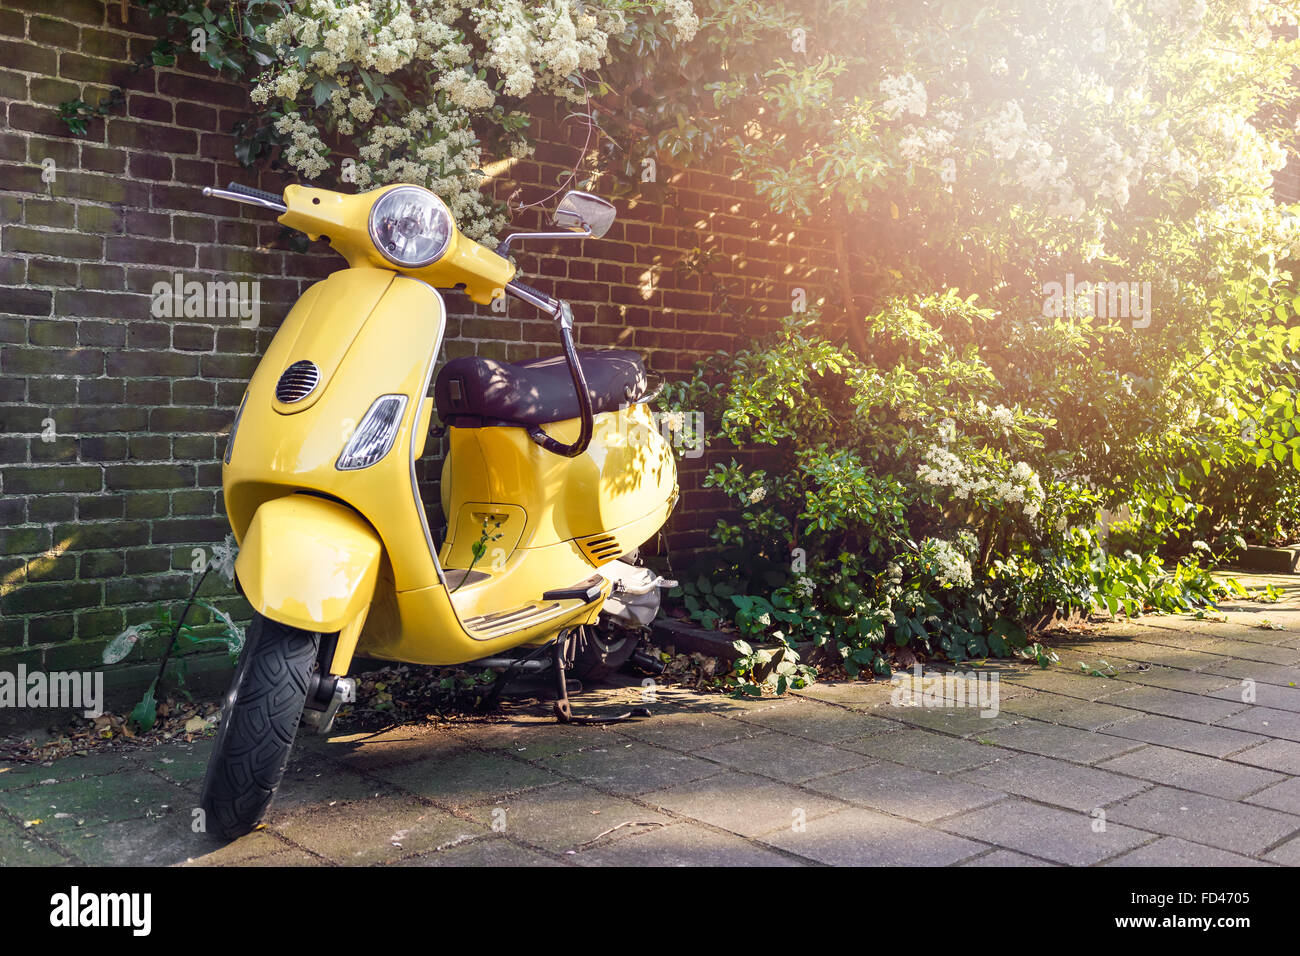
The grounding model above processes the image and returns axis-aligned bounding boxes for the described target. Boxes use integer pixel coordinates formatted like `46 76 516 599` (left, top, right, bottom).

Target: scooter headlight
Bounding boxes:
368 186 453 268
337 394 409 471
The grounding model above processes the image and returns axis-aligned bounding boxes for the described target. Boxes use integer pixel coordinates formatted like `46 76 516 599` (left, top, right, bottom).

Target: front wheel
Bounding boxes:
199 614 319 841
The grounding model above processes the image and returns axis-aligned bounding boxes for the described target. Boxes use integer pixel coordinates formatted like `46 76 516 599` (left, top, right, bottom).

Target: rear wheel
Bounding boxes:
200 613 319 841
569 622 642 683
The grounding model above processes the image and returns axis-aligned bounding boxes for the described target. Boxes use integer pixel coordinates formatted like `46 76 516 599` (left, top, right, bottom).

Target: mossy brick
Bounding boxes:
26 259 80 288
2 347 102 376
128 434 170 460
124 547 169 574
127 152 172 183
68 405 148 432
172 379 215 405
29 438 78 464
0 39 57 75
105 464 195 490
2 581 100 615
0 255 24 285
172 436 215 461
0 378 25 403
196 463 222 486
170 490 217 517
28 378 76 403
107 120 198 155
0 316 26 343
25 549 76 582
27 319 77 347
173 216 215 244
55 521 149 550
55 290 151 321
78 435 128 461
0 162 46 193
52 171 150 207
104 573 190 605
28 615 78 648
43 638 112 671
106 351 198 378
2 227 103 260
0 497 23 524
149 407 231 432
77 321 127 347
0 617 25 648
77 203 124 235
3 466 101 494
0 290 54 317
0 526 50 556
76 607 125 641
26 494 76 523
57 51 119 85
198 354 258 380
79 144 126 174
0 435 26 465
196 245 283 275
126 323 169 349
79 551 124 579
77 494 123 520
77 377 126 404
151 517 228 544
24 197 76 229
125 380 170 405
0 7 21 36
173 326 215 351
81 28 129 60
126 93 173 124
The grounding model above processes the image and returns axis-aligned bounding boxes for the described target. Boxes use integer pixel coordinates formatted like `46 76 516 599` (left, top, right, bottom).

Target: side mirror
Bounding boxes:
553 191 616 239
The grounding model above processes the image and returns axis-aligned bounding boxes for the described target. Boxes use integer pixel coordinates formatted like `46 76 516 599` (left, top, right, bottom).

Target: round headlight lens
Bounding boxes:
368 186 453 268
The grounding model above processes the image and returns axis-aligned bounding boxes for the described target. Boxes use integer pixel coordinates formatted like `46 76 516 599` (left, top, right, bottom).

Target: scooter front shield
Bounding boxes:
235 493 381 634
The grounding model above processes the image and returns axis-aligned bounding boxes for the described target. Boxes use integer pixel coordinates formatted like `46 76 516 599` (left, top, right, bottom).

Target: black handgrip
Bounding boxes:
227 182 284 206
508 279 550 301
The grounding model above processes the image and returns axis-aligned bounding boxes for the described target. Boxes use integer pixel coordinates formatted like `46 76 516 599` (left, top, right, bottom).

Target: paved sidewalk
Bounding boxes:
4 575 1300 866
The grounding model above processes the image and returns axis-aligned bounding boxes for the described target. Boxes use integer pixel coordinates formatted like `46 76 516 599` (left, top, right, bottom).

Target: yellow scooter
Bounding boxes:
197 181 678 839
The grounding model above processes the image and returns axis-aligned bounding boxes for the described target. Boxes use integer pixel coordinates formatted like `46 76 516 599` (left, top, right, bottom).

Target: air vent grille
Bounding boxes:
275 360 320 404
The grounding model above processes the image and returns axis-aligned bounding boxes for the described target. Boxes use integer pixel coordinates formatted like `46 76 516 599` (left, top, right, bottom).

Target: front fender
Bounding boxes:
235 494 381 633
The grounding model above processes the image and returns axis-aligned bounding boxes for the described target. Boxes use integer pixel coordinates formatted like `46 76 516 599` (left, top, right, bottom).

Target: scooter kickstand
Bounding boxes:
551 633 651 725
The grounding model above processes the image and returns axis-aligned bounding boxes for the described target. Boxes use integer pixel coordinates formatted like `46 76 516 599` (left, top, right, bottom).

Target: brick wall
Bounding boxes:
0 1 842 671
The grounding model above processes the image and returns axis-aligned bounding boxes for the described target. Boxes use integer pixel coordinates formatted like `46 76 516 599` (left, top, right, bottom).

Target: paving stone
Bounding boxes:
1200 657 1300 688
1114 667 1237 695
276 796 488 865
1211 680 1300 713
803 761 1004 822
53 809 216 866
940 799 1150 865
129 743 211 786
1229 739 1300 775
984 720 1145 764
266 763 399 821
0 818 69 865
574 821 800 866
840 727 1013 772
1104 837 1272 866
0 751 139 790
1097 745 1285 800
1101 714 1264 758
1264 835 1300 865
698 734 869 784
397 836 563 866
729 698 896 743
448 719 622 757
1100 685 1247 724
644 770 841 838
375 749 558 807
232 849 323 866
1198 639 1300 666
959 849 1056 866
320 726 469 771
1244 776 1300 815
997 668 1129 701
791 680 896 708
1094 642 1228 671
541 739 722 794
0 770 187 833
999 694 1138 731
183 828 299 867
613 711 772 753
1106 786 1300 855
762 806 985 866
1216 706 1300 742
882 704 1025 738
957 754 1149 812
466 781 672 853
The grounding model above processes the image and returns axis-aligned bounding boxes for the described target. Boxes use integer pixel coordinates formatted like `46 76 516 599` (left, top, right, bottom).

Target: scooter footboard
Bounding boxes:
235 494 381 634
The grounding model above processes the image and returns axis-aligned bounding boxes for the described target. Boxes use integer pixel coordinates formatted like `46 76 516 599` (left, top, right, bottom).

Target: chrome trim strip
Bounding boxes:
397 275 451 592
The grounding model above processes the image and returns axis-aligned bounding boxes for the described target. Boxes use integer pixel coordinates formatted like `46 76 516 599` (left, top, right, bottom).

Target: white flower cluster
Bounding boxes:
251 0 697 239
879 73 927 119
921 537 973 588
916 443 1045 521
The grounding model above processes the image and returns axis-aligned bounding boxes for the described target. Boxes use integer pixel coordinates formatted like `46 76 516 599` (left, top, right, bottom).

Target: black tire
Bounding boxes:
569 622 642 683
200 613 319 841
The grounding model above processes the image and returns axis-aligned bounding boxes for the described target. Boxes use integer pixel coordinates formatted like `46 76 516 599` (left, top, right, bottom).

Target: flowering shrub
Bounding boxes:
245 0 698 239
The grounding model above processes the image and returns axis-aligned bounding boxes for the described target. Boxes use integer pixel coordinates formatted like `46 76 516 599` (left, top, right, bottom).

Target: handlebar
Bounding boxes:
506 280 593 459
202 182 287 214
